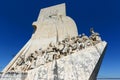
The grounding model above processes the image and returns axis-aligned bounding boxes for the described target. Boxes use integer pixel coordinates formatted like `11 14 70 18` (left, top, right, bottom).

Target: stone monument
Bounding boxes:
1 3 107 80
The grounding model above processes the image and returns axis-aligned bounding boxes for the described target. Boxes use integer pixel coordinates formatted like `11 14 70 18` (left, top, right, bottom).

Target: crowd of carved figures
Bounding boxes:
10 28 102 72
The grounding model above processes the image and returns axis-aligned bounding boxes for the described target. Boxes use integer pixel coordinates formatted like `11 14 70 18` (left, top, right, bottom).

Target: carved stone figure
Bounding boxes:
27 53 35 62
76 41 81 51
56 42 63 51
48 53 54 61
43 50 49 63
36 54 46 67
61 42 70 56
81 33 89 42
34 50 39 56
36 56 42 67
21 59 31 71
10 66 16 72
70 37 76 43
16 55 25 66
84 39 93 47
79 42 85 49
30 59 36 69
89 28 101 44
47 43 54 53
37 49 43 57
70 43 77 51
64 37 70 43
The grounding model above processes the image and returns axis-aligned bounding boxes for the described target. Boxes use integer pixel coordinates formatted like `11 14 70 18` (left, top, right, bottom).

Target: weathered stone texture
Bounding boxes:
1 3 107 80
26 41 107 80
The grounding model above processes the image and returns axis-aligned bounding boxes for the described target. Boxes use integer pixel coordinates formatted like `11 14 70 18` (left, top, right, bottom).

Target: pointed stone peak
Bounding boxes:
37 3 66 22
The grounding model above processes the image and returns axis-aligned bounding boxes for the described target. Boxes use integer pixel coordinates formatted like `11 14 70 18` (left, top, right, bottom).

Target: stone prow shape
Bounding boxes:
3 3 78 73
26 41 107 80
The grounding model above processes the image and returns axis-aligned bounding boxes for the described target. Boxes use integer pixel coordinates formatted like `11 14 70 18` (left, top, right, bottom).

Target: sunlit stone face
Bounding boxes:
1 3 107 80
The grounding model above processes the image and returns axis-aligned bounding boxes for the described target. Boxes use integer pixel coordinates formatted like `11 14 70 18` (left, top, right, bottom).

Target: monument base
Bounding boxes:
25 41 107 80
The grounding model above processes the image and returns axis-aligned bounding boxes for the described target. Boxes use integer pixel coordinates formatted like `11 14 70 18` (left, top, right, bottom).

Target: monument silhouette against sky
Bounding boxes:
0 3 107 80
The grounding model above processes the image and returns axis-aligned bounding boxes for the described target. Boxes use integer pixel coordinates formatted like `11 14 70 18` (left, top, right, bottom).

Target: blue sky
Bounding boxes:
0 0 120 78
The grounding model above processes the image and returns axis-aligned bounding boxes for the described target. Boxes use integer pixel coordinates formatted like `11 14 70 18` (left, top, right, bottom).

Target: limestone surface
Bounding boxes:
25 41 107 80
3 3 78 73
1 3 107 80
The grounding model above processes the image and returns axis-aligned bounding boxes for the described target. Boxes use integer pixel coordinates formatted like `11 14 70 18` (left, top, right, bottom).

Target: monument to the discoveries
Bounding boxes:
1 3 107 80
